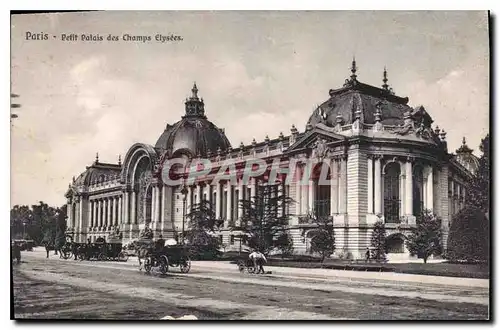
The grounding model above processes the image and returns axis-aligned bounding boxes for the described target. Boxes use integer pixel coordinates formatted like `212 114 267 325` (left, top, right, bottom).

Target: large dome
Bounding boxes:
155 83 231 157
306 64 421 129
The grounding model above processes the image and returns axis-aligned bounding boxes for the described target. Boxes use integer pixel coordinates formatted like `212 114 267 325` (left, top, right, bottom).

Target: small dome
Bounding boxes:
154 83 231 156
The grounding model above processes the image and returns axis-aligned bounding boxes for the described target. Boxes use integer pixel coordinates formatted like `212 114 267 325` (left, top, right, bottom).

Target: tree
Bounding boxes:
447 206 489 262
186 200 223 259
370 220 387 261
309 215 335 262
235 182 293 256
55 204 68 249
466 134 490 214
10 205 33 239
405 210 442 263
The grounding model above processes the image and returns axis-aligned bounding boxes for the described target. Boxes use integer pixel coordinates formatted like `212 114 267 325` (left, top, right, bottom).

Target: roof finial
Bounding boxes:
191 82 199 99
382 66 389 90
350 56 357 81
118 154 122 166
462 136 467 145
95 152 99 163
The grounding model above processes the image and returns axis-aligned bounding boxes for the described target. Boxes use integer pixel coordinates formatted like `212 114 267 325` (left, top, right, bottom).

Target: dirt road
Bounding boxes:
12 251 489 320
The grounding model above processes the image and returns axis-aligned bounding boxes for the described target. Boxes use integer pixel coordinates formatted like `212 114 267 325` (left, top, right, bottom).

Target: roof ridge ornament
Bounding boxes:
382 66 389 90
95 152 99 164
350 56 357 82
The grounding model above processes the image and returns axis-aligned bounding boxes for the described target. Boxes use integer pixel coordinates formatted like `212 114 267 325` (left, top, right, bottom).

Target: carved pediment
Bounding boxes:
285 125 346 155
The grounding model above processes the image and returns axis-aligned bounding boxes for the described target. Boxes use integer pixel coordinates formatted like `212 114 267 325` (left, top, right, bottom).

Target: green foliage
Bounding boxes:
405 210 442 263
447 206 489 262
370 220 386 261
309 216 335 262
186 200 223 260
236 182 293 255
466 134 490 213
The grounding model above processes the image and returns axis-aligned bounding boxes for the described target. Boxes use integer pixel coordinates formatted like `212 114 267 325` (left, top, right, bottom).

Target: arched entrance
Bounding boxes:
384 162 401 223
385 234 405 253
134 157 153 224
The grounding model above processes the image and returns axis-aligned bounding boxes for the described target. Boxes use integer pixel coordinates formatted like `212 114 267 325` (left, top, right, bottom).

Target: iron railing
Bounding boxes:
384 198 401 223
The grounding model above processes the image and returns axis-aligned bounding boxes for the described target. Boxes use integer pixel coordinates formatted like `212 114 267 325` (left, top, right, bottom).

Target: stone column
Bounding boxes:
155 185 161 223
161 185 165 223
96 200 101 228
186 186 192 214
338 157 347 214
227 183 232 223
118 196 122 225
250 178 257 201
152 185 157 223
295 169 302 215
427 166 434 212
123 192 129 225
398 161 405 218
308 179 314 214
330 159 338 215
67 200 73 229
374 156 382 215
78 197 83 235
196 184 202 205
112 197 117 226
216 182 222 219
405 159 413 216
238 179 244 219
367 157 373 214
131 191 136 225
107 198 112 229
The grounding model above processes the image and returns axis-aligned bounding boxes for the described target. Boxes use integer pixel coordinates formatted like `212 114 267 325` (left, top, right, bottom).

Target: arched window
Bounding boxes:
384 162 401 223
312 162 331 218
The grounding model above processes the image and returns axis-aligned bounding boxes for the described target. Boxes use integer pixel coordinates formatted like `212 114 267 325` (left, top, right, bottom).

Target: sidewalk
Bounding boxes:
190 261 489 288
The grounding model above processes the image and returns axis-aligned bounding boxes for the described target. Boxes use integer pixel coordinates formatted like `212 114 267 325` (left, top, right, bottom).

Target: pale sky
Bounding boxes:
10 11 489 207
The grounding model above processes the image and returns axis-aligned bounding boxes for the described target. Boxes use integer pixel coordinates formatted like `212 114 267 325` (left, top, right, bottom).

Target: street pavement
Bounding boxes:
12 249 490 320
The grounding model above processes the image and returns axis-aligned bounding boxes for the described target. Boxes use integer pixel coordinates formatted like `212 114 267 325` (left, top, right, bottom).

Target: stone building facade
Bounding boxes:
65 61 478 260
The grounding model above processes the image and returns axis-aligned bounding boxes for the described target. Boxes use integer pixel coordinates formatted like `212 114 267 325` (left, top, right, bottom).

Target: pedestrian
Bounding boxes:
365 247 371 262
249 249 267 274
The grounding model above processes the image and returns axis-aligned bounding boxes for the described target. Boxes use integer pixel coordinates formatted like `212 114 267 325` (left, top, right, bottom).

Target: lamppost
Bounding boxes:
180 184 188 245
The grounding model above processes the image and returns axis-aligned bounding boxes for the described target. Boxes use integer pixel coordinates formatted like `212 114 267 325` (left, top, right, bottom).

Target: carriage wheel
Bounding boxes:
247 265 256 274
159 255 169 275
238 262 246 273
78 252 86 261
97 253 106 261
180 257 191 273
118 251 129 262
63 251 73 260
144 257 152 273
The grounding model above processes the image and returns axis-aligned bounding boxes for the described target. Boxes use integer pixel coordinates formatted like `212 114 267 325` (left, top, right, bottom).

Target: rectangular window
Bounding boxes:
230 235 235 245
218 235 223 244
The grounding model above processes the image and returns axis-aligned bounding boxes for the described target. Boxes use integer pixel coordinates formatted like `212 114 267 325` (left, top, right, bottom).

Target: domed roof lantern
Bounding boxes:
456 136 473 154
184 82 205 118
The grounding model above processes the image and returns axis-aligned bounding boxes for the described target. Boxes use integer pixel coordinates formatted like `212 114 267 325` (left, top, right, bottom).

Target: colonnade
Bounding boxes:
88 195 123 230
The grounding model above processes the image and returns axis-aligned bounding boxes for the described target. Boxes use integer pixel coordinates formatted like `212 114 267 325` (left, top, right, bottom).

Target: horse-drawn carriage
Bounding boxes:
59 237 128 262
137 240 191 274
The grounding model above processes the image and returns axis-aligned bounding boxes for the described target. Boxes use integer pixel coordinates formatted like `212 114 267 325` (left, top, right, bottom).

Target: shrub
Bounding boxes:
447 206 489 262
370 220 386 261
